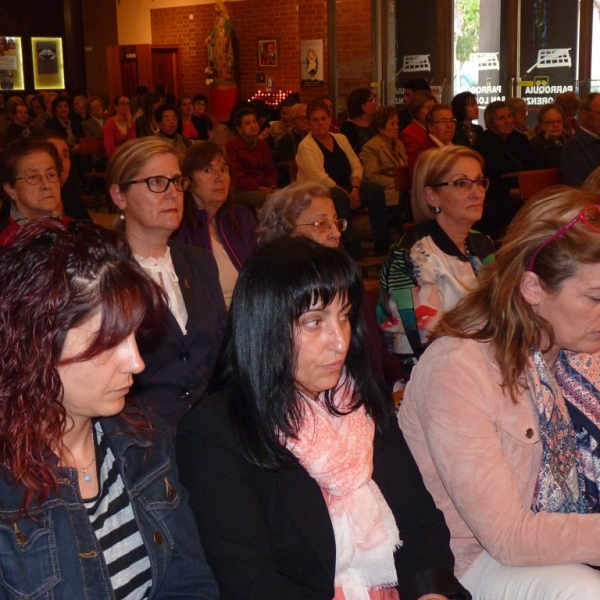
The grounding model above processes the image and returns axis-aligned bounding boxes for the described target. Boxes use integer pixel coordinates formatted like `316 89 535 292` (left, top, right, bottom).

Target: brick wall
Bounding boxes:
151 1 300 103
82 0 119 103
150 0 374 108
336 0 374 110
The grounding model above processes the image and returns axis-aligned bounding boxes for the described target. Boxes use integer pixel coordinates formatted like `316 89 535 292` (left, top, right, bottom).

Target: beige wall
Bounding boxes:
116 0 237 45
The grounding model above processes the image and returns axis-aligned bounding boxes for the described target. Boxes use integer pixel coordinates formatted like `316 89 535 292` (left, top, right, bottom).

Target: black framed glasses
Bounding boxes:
430 177 490 192
122 175 191 193
15 171 60 185
296 218 347 233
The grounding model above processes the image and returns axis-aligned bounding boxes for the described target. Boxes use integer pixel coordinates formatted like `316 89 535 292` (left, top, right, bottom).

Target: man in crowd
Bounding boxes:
155 104 192 155
561 93 600 186
474 100 535 241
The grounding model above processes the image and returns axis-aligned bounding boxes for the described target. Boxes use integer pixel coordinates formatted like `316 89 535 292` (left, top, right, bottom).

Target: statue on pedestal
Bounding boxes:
205 1 235 83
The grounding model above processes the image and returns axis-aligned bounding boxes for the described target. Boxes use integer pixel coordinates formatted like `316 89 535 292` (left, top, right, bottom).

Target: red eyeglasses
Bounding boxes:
527 204 600 272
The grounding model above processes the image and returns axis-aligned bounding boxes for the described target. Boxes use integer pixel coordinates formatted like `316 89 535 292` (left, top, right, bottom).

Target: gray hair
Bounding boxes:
257 181 332 244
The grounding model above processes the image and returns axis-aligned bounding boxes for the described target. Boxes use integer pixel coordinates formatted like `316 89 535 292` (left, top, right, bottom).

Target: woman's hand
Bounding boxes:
349 186 361 210
417 595 450 600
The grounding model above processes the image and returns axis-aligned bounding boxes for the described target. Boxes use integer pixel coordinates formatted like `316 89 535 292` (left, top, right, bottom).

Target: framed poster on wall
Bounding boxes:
0 36 24 91
32 37 65 90
258 39 278 68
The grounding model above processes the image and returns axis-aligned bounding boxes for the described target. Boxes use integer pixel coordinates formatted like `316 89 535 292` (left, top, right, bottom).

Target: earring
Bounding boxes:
119 211 125 221
433 206 441 214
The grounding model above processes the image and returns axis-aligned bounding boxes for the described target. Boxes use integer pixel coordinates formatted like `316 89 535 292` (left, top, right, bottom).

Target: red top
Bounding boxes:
225 135 278 191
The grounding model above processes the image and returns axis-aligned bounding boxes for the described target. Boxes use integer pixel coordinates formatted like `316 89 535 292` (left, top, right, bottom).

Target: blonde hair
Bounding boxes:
106 137 177 192
410 146 484 224
433 186 600 401
583 166 600 194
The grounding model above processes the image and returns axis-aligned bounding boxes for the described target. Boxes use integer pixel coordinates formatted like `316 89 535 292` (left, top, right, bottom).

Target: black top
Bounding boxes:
176 384 472 600
530 131 565 169
340 120 377 154
452 122 484 148
315 136 352 190
473 128 535 240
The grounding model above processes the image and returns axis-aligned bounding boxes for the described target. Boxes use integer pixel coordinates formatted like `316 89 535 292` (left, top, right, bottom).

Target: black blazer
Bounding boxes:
176 386 471 600
473 128 535 240
129 241 226 429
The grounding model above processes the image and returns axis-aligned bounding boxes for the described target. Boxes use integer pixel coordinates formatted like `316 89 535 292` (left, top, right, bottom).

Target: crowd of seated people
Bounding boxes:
4 81 600 600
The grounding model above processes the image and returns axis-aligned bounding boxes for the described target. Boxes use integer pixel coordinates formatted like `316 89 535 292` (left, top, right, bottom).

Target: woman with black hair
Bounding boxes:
340 87 378 155
176 236 470 600
451 92 483 148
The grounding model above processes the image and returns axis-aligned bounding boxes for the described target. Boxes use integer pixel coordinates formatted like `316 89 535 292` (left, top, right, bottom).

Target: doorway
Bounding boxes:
151 46 180 97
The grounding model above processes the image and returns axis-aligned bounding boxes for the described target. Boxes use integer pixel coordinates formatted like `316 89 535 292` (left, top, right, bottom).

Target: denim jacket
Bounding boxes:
0 410 219 600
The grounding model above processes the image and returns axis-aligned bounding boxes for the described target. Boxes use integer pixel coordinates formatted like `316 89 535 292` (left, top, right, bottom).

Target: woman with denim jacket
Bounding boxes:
0 218 219 600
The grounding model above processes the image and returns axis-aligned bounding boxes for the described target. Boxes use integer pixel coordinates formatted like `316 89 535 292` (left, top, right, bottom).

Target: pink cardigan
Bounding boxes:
399 336 600 579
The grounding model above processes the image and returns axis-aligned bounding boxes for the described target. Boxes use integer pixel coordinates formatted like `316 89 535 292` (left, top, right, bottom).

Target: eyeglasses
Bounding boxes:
527 204 600 271
542 119 563 126
118 101 130 106
15 170 60 185
122 175 191 193
430 118 457 126
296 218 348 233
430 177 489 192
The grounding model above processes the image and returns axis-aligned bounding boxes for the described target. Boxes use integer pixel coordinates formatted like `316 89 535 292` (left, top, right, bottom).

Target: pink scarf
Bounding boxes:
286 377 401 600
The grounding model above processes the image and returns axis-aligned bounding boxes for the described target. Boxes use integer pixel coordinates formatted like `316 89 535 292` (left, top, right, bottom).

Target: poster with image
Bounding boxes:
36 41 58 74
32 37 65 89
301 39 324 87
0 37 24 90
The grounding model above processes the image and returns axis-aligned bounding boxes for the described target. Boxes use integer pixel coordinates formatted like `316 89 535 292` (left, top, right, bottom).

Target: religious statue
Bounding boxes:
205 1 235 82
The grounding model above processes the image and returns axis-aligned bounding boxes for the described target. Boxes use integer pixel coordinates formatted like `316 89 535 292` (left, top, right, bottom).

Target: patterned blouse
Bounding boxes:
377 220 494 363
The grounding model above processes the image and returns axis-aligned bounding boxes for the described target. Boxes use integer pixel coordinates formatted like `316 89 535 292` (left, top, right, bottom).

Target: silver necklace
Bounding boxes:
61 426 96 483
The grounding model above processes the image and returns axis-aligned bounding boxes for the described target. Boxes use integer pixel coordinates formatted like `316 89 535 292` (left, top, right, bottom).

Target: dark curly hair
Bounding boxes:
0 218 166 511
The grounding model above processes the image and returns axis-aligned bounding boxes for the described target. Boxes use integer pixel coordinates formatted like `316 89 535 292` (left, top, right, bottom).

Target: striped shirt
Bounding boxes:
84 423 152 600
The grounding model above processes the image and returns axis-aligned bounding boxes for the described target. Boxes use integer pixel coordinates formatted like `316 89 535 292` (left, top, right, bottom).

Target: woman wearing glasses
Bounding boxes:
378 146 494 368
408 104 457 172
400 188 600 599
175 141 258 308
0 136 64 244
108 137 226 429
339 87 378 155
258 181 407 391
530 103 567 169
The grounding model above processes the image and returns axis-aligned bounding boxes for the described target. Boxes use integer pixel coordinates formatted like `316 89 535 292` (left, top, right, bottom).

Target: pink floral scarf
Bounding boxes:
286 376 401 600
